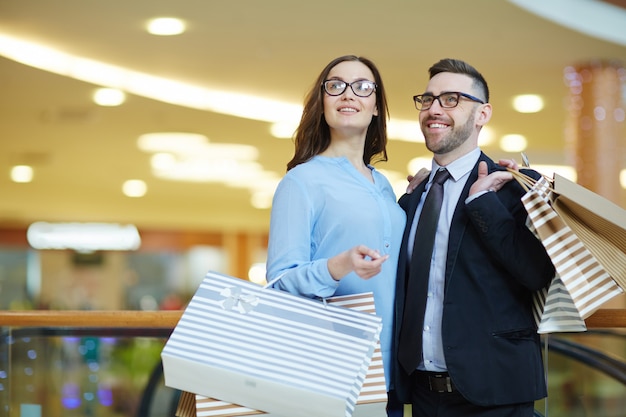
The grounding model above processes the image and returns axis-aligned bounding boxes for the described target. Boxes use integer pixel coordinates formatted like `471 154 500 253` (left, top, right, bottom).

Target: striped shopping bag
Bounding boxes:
175 292 387 417
163 271 382 417
519 175 623 332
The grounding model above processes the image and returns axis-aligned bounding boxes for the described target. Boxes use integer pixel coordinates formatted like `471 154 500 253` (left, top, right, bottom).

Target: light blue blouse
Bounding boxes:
266 155 406 389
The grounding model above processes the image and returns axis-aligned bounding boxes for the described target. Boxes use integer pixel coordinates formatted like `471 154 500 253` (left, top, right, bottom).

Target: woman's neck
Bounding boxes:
320 139 373 182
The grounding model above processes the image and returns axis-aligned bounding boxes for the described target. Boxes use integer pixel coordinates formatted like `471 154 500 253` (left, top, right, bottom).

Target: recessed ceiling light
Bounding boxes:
11 165 33 183
500 134 528 152
146 17 186 36
93 88 126 106
122 179 147 197
512 94 544 113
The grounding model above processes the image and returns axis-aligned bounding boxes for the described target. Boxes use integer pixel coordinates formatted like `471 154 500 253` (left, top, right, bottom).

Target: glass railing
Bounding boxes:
1 310 625 417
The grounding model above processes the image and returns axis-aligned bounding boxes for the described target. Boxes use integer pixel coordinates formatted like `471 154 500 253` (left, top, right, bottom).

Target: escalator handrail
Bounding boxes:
545 337 626 384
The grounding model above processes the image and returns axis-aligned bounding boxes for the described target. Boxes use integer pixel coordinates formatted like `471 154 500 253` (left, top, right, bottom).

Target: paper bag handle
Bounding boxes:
507 168 554 193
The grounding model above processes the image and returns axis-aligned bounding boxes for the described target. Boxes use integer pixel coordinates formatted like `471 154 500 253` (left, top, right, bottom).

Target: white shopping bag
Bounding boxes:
162 271 382 417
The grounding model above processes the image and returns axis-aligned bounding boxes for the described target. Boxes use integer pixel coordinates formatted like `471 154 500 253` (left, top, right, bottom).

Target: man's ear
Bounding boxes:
476 103 492 127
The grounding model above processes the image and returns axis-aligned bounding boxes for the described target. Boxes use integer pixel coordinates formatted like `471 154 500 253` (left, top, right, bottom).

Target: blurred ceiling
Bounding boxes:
0 0 625 233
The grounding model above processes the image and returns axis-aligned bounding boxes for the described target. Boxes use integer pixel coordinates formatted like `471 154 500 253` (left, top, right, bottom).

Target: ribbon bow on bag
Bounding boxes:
218 273 293 315
509 169 623 333
219 287 260 314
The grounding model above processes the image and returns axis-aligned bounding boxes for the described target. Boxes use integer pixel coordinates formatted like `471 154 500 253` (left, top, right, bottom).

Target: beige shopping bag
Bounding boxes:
552 173 626 290
518 175 587 333
514 173 623 332
176 292 387 417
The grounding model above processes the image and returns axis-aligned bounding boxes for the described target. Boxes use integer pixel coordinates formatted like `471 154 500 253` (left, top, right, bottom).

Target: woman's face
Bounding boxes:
322 60 378 138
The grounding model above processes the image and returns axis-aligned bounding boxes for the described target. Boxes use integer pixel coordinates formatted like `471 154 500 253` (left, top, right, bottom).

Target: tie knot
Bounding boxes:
432 168 450 185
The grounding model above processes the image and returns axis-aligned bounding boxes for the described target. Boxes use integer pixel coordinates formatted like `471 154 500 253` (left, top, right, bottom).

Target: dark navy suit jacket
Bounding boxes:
392 152 555 407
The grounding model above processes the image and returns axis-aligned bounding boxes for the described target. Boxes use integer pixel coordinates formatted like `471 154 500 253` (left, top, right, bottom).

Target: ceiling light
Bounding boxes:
150 153 177 170
0 34 420 139
146 17 186 36
27 222 141 251
11 165 33 183
499 134 528 152
122 179 147 197
512 94 544 113
93 88 126 106
138 132 259 161
138 132 209 153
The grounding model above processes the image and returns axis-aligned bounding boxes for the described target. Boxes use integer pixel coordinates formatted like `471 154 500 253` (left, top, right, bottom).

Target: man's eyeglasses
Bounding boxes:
413 92 485 111
323 80 377 98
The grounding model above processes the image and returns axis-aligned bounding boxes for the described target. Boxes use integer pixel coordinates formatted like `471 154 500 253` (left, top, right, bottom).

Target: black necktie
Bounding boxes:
398 168 450 374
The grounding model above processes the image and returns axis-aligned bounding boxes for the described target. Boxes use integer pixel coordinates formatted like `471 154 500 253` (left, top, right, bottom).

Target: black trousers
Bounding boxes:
409 371 534 417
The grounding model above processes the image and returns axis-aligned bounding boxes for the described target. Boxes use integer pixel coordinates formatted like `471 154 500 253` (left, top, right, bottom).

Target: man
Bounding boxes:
392 58 555 416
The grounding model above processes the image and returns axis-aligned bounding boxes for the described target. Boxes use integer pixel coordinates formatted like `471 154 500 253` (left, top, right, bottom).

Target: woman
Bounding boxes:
266 55 409 416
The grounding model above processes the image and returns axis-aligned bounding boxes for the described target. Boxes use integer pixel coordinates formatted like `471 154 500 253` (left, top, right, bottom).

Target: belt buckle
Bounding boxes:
429 374 453 393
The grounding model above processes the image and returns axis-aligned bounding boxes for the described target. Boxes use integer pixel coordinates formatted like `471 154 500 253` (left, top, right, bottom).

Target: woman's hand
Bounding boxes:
327 245 388 281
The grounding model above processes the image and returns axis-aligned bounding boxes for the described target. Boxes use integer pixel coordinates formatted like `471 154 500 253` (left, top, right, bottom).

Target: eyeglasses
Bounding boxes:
322 79 377 97
413 92 485 111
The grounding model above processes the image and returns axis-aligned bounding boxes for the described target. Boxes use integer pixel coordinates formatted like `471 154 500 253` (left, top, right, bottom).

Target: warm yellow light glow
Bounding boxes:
250 190 275 210
512 94 544 113
500 134 528 152
0 34 303 123
122 179 147 197
93 88 126 106
407 157 432 176
150 153 177 171
532 165 577 182
27 222 141 251
388 119 423 143
0 34 422 141
146 17 186 36
138 132 209 153
11 165 33 183
270 121 298 139
478 126 495 146
138 131 279 203
620 169 626 189
248 262 267 284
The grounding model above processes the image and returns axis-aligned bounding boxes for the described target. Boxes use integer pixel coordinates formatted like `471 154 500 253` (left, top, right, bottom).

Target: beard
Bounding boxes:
423 112 475 155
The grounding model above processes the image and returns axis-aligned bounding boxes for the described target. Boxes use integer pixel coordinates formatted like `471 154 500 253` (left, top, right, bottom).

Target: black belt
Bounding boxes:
413 371 456 393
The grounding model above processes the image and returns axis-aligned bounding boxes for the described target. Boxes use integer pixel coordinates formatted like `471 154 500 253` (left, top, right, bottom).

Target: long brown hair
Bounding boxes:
286 55 389 171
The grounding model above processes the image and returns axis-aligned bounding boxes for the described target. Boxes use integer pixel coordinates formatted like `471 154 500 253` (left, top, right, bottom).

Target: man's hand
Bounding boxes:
469 161 514 196
406 167 431 194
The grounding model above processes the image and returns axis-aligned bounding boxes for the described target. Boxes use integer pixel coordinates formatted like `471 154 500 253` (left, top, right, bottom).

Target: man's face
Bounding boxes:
418 72 483 157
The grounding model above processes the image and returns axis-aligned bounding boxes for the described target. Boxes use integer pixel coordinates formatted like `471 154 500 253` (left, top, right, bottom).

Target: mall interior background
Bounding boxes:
0 1 625 416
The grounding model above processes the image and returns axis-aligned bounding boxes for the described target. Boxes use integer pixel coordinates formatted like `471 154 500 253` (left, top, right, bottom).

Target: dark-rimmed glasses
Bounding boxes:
413 92 485 111
323 79 377 97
